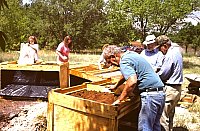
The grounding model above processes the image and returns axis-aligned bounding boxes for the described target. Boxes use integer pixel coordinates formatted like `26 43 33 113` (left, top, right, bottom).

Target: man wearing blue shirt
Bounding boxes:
156 35 183 131
141 34 164 72
103 45 165 131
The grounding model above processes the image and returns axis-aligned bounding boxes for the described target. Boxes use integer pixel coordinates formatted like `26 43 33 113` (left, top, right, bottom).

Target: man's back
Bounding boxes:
120 51 164 89
158 46 183 84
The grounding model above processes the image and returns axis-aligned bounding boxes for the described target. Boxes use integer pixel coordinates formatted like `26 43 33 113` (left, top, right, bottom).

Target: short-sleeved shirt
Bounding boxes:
140 48 164 69
56 42 70 62
120 51 164 90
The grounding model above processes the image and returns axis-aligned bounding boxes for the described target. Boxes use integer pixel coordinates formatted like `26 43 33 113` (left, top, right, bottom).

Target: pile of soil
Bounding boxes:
70 90 117 104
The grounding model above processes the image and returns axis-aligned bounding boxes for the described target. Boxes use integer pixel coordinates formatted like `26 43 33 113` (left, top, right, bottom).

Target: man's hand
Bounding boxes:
112 99 121 106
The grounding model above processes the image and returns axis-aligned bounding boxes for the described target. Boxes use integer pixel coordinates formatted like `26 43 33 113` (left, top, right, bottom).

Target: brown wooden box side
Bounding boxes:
48 90 118 119
52 105 118 131
1 63 69 89
47 90 118 131
47 83 140 131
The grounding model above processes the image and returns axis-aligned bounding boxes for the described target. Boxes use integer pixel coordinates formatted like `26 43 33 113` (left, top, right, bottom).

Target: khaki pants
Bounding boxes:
160 85 181 131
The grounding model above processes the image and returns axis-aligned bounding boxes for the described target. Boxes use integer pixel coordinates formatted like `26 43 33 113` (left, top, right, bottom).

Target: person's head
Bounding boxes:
28 36 37 44
156 35 171 55
129 41 144 54
102 44 109 50
143 34 157 51
103 45 121 66
64 35 72 48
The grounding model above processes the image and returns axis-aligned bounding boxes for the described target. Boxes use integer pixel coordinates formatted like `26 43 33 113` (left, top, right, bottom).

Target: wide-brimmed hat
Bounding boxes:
143 35 156 45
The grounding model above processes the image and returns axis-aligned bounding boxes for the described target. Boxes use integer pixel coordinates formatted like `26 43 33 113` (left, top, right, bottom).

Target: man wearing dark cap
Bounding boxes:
103 45 165 131
156 35 183 131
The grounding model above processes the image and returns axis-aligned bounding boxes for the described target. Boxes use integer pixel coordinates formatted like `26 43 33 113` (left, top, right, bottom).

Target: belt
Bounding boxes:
140 87 163 93
165 84 181 86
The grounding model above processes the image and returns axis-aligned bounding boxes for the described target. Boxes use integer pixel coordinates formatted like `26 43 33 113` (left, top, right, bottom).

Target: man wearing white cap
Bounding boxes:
140 34 164 72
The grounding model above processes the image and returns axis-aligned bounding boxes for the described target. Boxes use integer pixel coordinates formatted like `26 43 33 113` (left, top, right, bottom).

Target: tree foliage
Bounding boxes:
0 0 199 53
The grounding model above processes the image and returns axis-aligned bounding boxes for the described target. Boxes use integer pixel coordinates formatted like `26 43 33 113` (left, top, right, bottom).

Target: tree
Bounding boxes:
0 0 8 51
0 0 8 10
106 0 197 40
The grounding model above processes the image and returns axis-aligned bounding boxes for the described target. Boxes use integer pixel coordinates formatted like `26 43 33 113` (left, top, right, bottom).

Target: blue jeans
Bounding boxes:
138 91 165 131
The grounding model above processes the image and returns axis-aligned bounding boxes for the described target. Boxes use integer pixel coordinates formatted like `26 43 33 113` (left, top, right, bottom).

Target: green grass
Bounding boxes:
0 50 100 64
0 50 199 88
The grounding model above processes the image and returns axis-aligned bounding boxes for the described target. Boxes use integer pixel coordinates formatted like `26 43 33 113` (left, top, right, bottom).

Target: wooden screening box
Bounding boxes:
47 79 140 131
70 64 121 82
0 61 69 89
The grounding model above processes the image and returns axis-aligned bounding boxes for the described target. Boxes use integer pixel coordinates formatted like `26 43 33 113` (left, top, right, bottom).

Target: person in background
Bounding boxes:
156 35 183 131
98 44 110 70
18 36 39 64
129 40 144 54
103 46 165 131
120 40 144 54
140 34 164 72
56 35 72 64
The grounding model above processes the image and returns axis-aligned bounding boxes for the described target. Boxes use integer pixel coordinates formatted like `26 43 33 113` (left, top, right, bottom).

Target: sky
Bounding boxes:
22 0 199 25
23 0 31 4
184 11 200 26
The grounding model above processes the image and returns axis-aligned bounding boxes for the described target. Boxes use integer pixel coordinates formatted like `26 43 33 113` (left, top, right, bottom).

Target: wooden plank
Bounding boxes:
86 68 120 75
53 83 87 94
0 61 17 65
53 79 112 94
59 63 69 89
47 91 54 131
70 69 103 81
1 64 62 71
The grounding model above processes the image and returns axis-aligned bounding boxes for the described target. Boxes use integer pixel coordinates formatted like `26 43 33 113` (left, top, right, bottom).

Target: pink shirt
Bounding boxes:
56 42 70 62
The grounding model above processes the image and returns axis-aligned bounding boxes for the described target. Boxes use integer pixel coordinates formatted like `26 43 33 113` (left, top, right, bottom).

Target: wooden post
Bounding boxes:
59 62 69 89
47 91 54 131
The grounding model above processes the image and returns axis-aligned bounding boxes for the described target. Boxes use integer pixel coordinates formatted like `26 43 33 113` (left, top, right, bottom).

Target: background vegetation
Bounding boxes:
0 0 200 53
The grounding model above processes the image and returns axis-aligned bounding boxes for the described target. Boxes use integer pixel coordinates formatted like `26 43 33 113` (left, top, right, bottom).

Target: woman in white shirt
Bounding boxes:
18 36 39 64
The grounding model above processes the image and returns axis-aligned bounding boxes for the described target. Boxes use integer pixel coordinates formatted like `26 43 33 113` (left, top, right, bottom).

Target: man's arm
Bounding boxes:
110 75 125 90
112 75 137 105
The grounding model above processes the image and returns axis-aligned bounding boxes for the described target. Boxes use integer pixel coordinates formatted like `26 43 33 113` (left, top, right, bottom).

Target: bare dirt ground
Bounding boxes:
0 97 45 130
0 93 200 131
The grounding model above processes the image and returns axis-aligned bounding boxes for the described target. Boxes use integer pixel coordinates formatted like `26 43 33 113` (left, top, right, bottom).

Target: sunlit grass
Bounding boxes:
0 50 100 64
0 50 199 74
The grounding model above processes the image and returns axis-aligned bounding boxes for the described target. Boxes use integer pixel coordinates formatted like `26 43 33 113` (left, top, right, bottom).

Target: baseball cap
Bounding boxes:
156 35 170 45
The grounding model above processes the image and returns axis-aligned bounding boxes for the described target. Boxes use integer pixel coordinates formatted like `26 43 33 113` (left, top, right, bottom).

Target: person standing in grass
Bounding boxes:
18 35 39 64
156 35 183 131
103 45 165 131
56 35 72 64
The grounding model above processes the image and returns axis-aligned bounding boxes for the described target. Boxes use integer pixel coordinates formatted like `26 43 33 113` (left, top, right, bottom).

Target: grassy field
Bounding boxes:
0 50 200 88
